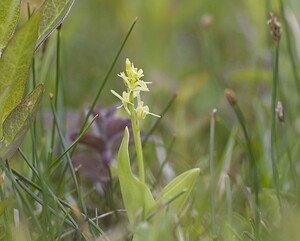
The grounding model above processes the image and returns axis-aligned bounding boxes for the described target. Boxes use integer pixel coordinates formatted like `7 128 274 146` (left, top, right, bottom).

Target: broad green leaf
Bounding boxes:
36 0 75 48
0 84 44 160
118 127 155 226
155 168 200 213
0 12 41 137
0 0 20 54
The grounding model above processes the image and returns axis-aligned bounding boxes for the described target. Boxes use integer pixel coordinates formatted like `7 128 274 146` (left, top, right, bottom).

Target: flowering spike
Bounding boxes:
267 12 281 42
112 58 159 120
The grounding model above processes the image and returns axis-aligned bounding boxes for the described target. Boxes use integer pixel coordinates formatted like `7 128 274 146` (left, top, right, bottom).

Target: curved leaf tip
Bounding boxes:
156 168 200 213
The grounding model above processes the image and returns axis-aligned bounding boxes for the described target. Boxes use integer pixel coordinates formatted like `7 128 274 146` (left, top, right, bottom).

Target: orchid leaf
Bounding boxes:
36 0 75 48
0 84 44 160
0 12 41 137
133 212 174 241
118 127 155 226
155 168 200 213
0 0 20 55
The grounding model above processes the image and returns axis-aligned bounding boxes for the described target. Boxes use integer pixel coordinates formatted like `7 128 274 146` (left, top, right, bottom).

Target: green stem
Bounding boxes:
78 18 137 132
209 109 217 240
143 93 177 145
49 26 62 163
278 123 299 200
50 100 88 215
279 0 300 100
129 92 145 183
0 160 43 232
231 104 260 238
271 44 282 208
225 175 233 226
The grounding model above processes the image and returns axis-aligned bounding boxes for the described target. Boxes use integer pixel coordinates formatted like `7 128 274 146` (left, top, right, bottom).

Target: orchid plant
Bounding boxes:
112 59 200 240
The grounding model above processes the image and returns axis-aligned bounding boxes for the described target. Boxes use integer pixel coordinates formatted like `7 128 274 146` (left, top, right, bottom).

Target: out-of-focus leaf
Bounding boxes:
118 127 155 226
0 0 20 55
36 0 75 48
0 84 44 160
0 12 41 137
229 68 272 84
259 188 281 227
133 212 174 241
0 199 9 216
155 168 200 213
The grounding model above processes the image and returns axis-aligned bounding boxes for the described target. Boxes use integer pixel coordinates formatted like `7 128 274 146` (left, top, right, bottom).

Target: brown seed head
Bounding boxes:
200 14 213 29
267 12 281 42
225 88 238 106
275 101 285 122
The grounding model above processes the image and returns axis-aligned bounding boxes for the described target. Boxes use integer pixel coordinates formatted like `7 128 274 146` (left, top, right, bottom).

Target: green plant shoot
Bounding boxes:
112 59 200 234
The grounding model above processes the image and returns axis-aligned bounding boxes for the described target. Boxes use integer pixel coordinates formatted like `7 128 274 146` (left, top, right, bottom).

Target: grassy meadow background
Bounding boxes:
3 0 300 240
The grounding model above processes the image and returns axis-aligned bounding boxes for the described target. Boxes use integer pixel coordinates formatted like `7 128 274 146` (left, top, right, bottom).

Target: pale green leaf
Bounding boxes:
133 212 174 241
36 0 75 48
118 127 155 226
0 84 44 160
0 12 41 137
0 0 20 54
155 168 200 213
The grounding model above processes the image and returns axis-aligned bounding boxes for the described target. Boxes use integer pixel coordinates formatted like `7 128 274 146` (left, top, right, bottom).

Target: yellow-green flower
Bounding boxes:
110 90 132 115
125 58 144 80
136 99 160 120
111 58 159 119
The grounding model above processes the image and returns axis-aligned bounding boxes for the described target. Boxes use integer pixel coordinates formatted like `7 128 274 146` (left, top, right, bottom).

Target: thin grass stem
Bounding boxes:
49 100 104 239
16 150 79 228
225 175 233 227
27 2 39 169
145 190 186 222
279 0 300 99
0 183 12 240
50 99 88 216
49 26 62 163
151 135 176 189
11 166 105 235
49 114 98 171
271 44 282 209
224 89 260 239
278 123 299 199
0 160 43 232
143 93 177 145
209 109 217 240
78 18 138 133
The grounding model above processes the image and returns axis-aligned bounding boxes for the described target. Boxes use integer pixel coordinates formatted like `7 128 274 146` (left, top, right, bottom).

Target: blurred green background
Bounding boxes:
18 0 300 168
17 0 300 239
27 0 300 169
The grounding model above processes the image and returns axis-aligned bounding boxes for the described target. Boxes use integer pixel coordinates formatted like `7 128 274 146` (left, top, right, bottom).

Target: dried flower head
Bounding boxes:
275 101 285 122
225 88 238 106
200 14 213 29
267 12 281 42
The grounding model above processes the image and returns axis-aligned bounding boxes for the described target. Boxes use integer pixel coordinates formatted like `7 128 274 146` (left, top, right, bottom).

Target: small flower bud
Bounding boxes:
267 12 281 42
275 101 285 122
225 88 238 106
